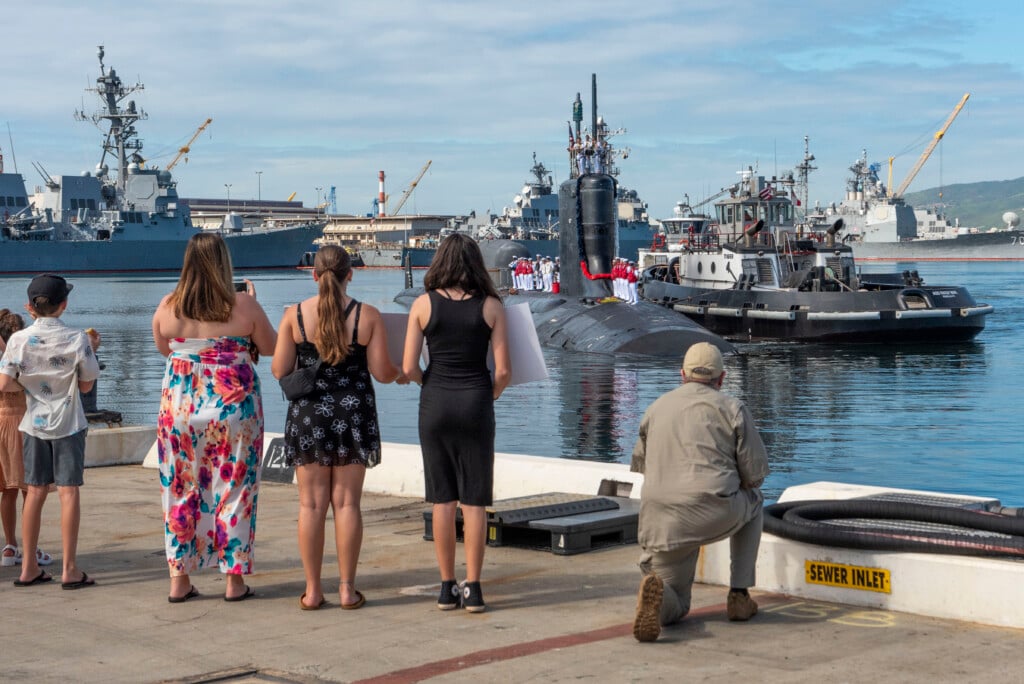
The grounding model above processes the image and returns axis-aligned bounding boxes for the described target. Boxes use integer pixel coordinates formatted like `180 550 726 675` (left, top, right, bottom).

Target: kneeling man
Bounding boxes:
630 342 769 642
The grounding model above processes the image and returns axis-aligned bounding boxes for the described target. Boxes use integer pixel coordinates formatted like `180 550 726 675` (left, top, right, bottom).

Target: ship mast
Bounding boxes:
793 135 816 226
74 45 147 196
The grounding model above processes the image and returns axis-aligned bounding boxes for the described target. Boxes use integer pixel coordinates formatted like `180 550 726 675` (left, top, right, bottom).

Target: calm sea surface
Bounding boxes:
1 261 1021 505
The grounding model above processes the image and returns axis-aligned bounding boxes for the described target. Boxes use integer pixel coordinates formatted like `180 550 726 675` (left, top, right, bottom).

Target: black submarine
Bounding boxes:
396 75 732 356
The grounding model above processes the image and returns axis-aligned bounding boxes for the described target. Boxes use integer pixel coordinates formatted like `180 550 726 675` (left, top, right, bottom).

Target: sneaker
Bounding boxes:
726 590 758 621
461 581 486 613
437 580 461 611
633 573 663 643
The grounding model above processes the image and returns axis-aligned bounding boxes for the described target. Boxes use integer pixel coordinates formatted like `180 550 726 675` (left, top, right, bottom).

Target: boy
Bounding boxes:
0 274 101 588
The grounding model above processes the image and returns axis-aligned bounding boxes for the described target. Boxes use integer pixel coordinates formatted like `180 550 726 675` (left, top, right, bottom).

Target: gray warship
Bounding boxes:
0 46 322 274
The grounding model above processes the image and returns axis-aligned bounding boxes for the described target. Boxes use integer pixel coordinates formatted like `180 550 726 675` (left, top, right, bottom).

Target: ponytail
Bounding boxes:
312 244 354 365
315 271 350 365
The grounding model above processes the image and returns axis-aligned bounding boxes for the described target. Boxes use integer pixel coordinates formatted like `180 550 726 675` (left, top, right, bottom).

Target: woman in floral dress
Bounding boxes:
152 233 277 603
272 245 406 610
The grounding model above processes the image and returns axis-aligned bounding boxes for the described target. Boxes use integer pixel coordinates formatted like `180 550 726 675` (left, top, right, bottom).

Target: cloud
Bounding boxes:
3 0 1022 218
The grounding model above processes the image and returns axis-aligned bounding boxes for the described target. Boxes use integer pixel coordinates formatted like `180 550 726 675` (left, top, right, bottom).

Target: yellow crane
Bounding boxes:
389 160 432 215
166 118 213 171
889 93 970 199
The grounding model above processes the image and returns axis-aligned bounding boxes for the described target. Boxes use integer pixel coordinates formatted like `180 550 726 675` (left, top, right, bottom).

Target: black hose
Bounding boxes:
764 500 1024 559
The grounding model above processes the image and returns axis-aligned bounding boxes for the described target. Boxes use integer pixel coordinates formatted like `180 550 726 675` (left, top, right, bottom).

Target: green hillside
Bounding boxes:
903 177 1024 230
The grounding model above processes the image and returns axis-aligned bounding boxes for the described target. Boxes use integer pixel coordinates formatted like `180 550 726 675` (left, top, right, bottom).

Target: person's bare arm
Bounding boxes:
271 306 298 380
363 306 404 384
401 295 430 385
484 297 511 400
238 294 277 356
151 295 173 357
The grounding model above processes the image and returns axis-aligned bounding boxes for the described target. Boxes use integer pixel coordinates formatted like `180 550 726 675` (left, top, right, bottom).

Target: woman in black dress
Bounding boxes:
272 245 406 610
403 234 511 613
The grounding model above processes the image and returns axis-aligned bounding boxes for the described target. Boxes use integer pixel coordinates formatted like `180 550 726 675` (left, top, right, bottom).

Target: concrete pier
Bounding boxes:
2 464 1023 683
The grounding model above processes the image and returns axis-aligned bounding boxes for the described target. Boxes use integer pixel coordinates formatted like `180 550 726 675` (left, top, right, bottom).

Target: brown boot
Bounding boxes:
726 589 758 621
633 573 664 642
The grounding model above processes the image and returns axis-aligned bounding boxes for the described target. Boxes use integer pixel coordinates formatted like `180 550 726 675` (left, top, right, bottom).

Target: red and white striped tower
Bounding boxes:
378 170 386 217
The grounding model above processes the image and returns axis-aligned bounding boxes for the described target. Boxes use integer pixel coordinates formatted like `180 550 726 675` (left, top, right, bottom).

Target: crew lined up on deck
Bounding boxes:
510 256 559 292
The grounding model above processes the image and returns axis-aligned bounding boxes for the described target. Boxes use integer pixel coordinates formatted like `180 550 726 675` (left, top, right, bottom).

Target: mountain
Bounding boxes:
903 177 1024 230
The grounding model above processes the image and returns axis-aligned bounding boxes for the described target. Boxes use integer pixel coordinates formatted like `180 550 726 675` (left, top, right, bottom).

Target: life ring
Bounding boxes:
651 234 666 250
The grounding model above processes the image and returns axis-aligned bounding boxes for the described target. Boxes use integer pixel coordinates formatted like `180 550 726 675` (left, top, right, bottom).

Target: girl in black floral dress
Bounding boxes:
272 245 406 610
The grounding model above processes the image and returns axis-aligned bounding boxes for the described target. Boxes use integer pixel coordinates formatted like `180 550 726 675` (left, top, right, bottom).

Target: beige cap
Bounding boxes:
683 342 724 381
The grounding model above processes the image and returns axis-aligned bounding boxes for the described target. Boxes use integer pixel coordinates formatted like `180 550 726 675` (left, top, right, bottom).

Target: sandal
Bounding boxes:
0 544 18 567
1 546 53 567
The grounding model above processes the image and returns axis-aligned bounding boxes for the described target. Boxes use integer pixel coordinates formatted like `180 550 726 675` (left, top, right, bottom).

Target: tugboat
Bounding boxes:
639 168 993 343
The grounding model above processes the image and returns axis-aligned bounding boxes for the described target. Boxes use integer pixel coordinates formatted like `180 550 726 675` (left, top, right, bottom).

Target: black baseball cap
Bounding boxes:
27 274 74 305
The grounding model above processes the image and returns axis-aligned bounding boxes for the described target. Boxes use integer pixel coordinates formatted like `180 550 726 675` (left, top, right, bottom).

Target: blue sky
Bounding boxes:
4 1 1022 220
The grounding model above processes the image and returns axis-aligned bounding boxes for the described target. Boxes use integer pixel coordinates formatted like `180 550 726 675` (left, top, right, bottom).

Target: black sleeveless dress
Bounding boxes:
283 299 381 468
418 290 495 506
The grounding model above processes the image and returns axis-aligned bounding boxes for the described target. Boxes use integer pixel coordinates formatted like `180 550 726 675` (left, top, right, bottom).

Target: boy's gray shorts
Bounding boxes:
23 430 88 487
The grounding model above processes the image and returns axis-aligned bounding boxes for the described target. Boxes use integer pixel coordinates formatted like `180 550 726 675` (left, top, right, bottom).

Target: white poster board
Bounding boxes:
381 302 547 386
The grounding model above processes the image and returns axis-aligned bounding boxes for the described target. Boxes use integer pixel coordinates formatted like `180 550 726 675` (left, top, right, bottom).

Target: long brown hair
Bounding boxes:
0 308 25 342
423 233 498 298
313 245 353 365
169 233 236 322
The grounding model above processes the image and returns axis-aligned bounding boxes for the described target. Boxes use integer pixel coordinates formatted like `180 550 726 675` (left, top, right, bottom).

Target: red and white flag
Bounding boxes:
759 186 773 201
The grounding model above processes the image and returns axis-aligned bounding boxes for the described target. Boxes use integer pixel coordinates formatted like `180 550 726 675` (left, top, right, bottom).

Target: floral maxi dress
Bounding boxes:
157 337 263 576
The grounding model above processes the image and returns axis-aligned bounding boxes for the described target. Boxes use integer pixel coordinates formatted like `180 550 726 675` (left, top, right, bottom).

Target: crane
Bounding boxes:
389 160 432 215
166 118 213 171
889 93 969 199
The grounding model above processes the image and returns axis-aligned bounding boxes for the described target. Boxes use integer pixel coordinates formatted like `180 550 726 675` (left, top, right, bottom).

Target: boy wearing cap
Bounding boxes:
629 342 768 642
0 274 101 589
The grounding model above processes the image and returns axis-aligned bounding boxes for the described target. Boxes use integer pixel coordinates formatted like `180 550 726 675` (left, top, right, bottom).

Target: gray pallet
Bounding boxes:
422 495 639 555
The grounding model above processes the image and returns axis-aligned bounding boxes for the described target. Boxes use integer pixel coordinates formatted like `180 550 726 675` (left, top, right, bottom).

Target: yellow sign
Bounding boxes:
805 560 891 594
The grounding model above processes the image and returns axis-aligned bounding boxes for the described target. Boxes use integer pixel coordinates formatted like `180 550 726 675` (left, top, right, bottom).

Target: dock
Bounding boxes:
1 429 1021 682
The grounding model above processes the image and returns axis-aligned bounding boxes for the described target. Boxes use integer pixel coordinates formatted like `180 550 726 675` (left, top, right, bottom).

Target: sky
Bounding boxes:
3 1 1023 220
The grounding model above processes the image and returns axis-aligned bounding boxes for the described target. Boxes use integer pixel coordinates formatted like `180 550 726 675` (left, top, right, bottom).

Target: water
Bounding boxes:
1 261 1021 505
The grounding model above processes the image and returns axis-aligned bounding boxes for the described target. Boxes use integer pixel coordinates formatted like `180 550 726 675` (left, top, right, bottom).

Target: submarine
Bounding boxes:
396 75 733 356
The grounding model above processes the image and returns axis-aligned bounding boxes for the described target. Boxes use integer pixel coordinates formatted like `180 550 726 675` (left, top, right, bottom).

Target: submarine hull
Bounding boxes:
394 286 733 355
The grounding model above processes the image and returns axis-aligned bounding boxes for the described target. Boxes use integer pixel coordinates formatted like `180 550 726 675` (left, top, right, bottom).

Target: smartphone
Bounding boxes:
234 281 248 292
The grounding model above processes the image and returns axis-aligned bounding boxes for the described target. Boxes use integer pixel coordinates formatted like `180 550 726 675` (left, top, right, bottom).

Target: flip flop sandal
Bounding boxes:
62 571 96 590
340 590 366 610
13 570 52 587
224 585 256 602
168 586 200 603
299 593 328 610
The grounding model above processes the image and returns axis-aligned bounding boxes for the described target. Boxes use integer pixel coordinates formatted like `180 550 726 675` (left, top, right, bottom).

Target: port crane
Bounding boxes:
888 93 970 199
389 160 432 215
166 118 213 171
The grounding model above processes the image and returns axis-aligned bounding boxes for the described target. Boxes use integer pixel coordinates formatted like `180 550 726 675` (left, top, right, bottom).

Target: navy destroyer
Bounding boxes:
0 46 322 274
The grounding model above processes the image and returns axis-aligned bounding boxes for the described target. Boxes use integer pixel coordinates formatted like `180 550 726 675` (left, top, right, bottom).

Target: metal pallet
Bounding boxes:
422 492 638 555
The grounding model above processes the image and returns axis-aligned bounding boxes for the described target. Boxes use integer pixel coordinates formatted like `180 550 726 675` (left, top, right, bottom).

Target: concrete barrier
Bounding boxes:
696 482 1024 629
86 425 155 467
142 433 643 500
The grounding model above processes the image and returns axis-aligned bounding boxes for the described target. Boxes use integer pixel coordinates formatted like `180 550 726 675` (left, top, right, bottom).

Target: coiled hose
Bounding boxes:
763 500 1024 559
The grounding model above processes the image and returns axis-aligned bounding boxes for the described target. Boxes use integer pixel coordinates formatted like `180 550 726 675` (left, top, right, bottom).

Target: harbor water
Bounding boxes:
1 261 1020 505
